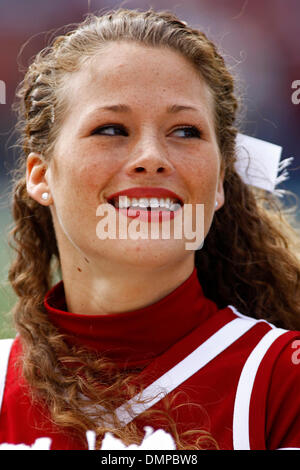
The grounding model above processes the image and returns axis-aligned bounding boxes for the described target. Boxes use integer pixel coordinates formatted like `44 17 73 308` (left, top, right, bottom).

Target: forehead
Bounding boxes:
61 41 214 120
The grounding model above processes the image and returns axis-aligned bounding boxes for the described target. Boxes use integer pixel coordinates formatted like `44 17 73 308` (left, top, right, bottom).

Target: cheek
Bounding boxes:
184 157 220 200
57 155 115 201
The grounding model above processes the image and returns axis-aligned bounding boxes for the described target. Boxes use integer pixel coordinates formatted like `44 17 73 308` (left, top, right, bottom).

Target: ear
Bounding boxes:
215 166 225 211
26 152 52 205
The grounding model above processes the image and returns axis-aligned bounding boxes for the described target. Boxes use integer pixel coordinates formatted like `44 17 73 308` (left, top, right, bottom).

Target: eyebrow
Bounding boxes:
94 104 199 114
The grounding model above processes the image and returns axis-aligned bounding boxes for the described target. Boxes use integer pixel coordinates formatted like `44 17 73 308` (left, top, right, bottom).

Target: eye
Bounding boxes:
172 126 202 139
91 125 128 136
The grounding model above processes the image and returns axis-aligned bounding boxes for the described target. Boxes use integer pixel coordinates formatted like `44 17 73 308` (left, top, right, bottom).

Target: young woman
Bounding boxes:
0 8 300 450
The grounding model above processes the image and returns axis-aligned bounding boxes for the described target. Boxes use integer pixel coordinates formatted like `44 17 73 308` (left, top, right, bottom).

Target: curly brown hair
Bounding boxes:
7 8 300 449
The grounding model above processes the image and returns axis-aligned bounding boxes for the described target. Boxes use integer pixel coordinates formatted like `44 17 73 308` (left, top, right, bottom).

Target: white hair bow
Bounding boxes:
235 134 294 197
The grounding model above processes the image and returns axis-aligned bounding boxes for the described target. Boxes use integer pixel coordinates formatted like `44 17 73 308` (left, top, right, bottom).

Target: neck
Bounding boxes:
60 254 195 316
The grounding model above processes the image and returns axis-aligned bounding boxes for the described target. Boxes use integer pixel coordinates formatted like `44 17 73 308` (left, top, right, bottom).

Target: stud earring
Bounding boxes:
215 201 218 208
41 192 49 201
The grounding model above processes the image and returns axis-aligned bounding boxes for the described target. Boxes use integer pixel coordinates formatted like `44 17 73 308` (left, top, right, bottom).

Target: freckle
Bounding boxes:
77 267 82 272
84 257 90 263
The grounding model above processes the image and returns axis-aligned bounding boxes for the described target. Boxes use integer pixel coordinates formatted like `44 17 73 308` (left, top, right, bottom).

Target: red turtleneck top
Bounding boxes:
45 269 217 369
0 268 300 450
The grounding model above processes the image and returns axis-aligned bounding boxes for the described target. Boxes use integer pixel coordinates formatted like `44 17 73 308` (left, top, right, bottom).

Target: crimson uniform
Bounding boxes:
1 268 300 449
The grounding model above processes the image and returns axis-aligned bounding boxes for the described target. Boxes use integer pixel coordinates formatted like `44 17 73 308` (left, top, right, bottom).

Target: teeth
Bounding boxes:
149 198 159 208
131 198 139 208
139 198 149 208
170 202 181 211
114 196 181 210
116 196 130 209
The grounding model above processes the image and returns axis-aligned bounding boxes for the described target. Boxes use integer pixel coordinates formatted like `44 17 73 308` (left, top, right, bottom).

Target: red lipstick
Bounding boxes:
106 187 183 204
106 187 183 222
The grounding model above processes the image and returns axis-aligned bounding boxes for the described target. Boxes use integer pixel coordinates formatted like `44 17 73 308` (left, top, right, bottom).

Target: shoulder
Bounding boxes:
227 305 300 450
227 304 300 351
258 332 300 450
227 305 300 402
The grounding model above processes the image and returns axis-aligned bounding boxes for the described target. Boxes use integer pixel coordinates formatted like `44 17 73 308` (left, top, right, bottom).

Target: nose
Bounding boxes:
125 133 174 176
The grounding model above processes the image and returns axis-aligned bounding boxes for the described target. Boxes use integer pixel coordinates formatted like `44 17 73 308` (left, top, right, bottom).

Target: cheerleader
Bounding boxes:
1 8 300 450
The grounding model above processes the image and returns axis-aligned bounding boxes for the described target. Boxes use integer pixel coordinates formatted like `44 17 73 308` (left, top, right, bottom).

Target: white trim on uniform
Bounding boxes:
0 339 14 414
228 305 276 329
232 327 287 450
115 317 257 426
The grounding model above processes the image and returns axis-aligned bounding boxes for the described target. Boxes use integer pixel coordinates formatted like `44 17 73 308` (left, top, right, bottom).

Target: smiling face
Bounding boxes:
31 41 224 273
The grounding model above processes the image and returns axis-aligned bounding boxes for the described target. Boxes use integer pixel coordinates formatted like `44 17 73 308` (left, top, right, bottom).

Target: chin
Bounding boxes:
98 237 191 268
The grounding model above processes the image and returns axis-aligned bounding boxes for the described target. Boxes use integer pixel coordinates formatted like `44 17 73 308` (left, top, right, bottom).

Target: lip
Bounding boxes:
106 187 184 205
